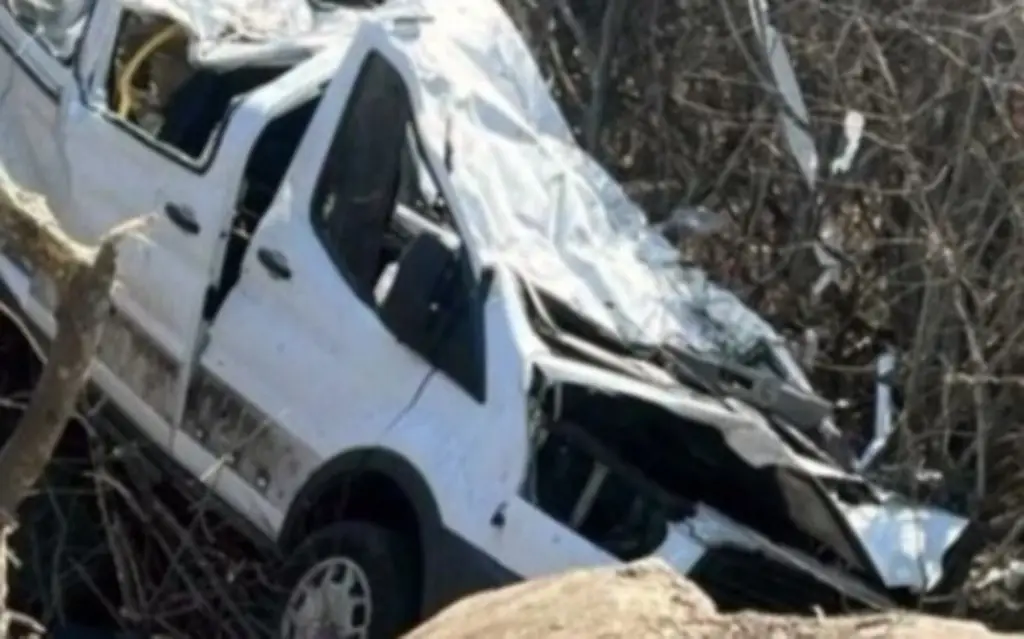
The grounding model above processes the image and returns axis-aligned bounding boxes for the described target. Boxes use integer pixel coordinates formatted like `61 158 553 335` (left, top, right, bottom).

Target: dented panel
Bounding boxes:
181 369 318 510
92 302 319 512
96 307 179 422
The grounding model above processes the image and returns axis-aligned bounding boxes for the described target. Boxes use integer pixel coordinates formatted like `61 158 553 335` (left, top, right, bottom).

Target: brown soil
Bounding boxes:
406 559 1021 639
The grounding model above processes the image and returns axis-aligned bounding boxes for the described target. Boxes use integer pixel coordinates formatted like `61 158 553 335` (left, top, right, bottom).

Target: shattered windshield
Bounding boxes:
397 64 807 406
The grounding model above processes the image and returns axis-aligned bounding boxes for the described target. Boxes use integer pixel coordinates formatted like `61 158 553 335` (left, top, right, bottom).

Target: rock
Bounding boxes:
405 559 1016 639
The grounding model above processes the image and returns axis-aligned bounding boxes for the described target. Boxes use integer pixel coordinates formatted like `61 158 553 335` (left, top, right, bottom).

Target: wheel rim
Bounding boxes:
280 557 373 639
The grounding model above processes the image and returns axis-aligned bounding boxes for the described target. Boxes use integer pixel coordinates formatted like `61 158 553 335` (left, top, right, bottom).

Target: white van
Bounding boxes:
0 0 980 637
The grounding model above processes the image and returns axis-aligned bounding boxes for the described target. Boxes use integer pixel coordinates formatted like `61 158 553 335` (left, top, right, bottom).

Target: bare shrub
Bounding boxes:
503 0 1024 626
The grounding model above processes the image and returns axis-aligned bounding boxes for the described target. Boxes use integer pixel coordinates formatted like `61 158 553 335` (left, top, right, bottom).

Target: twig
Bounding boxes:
582 0 628 153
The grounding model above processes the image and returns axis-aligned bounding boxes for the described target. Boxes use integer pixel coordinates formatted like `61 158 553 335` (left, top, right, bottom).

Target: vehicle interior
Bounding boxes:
105 10 289 161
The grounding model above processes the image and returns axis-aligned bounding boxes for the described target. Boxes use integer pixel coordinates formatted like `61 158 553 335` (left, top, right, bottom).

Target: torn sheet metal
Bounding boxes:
684 503 894 607
856 347 898 472
840 495 970 591
747 0 817 188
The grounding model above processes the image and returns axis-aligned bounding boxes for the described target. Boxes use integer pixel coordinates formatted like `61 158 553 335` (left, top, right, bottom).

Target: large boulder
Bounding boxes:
405 559 1014 638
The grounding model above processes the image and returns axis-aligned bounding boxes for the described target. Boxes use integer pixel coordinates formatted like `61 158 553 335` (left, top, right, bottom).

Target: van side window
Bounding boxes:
310 53 486 402
104 10 286 163
311 53 414 305
3 0 93 61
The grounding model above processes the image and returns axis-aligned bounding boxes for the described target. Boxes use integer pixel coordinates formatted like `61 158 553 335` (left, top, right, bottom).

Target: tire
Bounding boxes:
268 521 420 639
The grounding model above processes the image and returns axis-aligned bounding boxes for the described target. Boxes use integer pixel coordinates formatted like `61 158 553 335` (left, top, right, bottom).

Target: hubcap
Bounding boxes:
280 557 373 639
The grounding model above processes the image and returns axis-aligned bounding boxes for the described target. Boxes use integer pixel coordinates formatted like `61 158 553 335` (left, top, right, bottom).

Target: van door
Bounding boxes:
179 28 439 535
55 8 257 443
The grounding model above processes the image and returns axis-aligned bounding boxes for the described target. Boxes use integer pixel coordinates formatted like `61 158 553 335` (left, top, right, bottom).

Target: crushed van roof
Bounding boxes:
99 0 812 388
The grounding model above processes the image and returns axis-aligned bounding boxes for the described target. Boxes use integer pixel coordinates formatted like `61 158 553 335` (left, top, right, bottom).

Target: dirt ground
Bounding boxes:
406 560 1021 639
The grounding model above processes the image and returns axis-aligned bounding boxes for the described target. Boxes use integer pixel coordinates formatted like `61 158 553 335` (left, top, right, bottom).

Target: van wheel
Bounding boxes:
273 521 420 639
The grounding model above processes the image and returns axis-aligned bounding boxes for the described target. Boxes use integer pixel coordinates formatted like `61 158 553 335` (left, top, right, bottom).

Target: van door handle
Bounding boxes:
257 247 291 280
164 203 200 235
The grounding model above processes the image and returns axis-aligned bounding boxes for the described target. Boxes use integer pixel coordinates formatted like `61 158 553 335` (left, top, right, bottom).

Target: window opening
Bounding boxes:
311 52 420 304
106 10 288 161
203 90 325 320
309 52 486 400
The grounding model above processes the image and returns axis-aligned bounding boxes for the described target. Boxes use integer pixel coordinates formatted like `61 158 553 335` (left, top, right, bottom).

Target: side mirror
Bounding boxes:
379 232 459 353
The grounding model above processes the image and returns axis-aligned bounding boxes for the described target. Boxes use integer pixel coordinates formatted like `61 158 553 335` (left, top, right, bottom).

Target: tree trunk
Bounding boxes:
0 177 119 636
0 241 116 526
